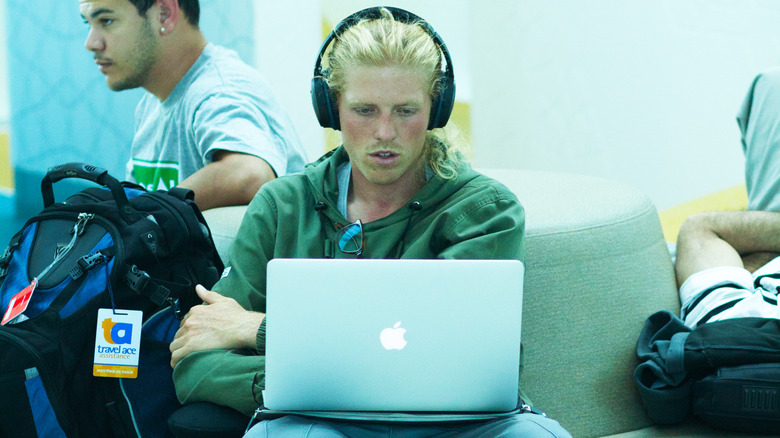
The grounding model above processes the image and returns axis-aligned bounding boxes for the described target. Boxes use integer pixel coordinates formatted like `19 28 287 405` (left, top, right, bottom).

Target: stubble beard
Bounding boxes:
108 18 160 92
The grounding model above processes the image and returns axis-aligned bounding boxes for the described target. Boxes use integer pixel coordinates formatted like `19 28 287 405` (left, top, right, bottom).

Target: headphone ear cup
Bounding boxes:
311 76 340 130
428 75 456 130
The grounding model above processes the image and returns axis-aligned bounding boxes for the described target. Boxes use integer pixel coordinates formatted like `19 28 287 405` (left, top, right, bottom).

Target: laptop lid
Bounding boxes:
262 258 524 413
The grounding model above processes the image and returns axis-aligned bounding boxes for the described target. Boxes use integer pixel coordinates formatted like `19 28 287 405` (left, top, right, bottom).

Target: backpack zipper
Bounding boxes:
36 213 94 284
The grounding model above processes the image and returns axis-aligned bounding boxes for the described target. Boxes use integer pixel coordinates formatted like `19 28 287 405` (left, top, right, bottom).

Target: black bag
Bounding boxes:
693 363 780 433
0 163 224 437
634 310 780 432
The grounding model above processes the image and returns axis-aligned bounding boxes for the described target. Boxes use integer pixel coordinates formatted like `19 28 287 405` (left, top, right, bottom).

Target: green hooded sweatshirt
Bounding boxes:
173 146 526 416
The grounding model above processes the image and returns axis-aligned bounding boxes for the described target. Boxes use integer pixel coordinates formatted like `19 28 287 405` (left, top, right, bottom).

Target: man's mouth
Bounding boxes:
94 58 113 72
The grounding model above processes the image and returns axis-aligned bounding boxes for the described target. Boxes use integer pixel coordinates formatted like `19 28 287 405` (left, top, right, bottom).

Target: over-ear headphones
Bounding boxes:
311 6 456 131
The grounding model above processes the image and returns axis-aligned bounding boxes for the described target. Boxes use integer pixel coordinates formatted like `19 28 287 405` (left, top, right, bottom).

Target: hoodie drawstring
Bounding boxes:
314 201 337 258
393 201 422 259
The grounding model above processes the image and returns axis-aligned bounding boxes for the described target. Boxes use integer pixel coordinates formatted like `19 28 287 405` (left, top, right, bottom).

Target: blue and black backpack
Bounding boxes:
0 163 224 437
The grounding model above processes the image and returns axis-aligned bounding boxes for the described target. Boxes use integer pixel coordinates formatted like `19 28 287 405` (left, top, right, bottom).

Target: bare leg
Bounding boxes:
742 251 780 273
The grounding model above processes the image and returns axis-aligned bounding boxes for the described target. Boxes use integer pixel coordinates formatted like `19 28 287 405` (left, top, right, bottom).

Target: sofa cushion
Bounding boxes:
203 205 247 267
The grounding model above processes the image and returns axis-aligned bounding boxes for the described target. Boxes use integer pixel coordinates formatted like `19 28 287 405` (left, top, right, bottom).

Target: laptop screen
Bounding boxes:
263 258 524 413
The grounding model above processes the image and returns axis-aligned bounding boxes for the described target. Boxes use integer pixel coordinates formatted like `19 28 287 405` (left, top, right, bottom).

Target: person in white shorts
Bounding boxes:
675 69 780 329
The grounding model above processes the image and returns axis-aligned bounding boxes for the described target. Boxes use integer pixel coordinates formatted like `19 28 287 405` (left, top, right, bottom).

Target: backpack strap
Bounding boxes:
41 163 142 223
0 232 23 281
124 265 189 319
167 187 195 202
125 265 171 306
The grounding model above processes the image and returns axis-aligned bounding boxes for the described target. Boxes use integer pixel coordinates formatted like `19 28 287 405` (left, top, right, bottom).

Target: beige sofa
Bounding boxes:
201 169 767 438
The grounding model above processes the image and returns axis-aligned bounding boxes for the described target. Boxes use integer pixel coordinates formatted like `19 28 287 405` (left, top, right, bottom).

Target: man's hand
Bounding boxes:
170 284 265 368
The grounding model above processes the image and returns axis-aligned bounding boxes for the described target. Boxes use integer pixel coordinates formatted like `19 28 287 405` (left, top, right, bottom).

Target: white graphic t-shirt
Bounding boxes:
129 43 307 191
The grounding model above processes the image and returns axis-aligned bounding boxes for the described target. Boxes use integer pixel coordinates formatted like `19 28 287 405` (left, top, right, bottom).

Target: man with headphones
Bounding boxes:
80 0 307 210
170 7 571 436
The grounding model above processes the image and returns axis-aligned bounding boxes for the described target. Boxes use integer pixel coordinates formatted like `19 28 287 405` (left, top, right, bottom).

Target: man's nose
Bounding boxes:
374 112 397 141
84 28 105 53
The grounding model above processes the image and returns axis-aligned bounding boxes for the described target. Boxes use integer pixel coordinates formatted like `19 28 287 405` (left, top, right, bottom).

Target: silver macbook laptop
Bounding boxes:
262 258 524 413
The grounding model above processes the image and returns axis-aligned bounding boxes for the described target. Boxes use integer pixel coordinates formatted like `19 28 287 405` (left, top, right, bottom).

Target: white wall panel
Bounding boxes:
471 0 780 210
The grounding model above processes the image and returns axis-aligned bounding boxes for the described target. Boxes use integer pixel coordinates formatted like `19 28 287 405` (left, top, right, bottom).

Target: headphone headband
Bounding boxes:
311 6 456 131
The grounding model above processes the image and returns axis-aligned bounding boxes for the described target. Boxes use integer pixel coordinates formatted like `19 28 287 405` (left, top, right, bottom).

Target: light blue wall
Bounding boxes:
6 0 254 216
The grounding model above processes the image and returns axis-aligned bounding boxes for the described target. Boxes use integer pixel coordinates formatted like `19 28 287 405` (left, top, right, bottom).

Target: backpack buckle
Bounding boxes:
126 265 171 306
70 252 106 280
125 265 150 293
168 297 183 320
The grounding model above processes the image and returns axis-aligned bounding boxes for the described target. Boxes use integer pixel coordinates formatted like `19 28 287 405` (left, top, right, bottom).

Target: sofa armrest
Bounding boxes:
479 169 680 438
202 205 248 267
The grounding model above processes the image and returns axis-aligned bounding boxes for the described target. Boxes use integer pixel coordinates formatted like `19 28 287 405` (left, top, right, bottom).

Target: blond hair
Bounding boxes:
324 8 465 179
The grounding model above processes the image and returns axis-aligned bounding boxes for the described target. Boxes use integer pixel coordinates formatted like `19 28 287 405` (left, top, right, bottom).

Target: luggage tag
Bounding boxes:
93 308 143 378
1 278 37 325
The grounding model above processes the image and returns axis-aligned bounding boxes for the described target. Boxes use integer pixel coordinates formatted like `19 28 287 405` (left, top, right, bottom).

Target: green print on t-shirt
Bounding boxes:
132 161 179 191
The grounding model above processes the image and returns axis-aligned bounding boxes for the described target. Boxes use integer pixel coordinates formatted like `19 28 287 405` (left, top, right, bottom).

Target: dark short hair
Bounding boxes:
128 0 200 27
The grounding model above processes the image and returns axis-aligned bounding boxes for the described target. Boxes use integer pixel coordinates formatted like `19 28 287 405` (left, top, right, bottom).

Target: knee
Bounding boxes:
500 414 572 438
677 212 715 241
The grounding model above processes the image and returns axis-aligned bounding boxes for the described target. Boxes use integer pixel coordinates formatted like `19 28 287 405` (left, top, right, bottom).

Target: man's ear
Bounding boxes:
155 0 180 35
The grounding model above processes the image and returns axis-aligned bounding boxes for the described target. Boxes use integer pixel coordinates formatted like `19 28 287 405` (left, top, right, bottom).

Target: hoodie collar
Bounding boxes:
335 161 435 218
305 146 479 224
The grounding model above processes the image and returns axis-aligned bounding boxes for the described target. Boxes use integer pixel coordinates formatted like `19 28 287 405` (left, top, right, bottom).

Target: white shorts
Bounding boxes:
679 257 780 328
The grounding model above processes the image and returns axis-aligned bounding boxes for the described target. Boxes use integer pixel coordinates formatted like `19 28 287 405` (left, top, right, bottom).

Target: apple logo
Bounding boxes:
379 321 407 350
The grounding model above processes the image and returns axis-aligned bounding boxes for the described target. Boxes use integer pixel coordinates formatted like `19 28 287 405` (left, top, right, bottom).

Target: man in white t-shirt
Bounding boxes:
80 0 307 210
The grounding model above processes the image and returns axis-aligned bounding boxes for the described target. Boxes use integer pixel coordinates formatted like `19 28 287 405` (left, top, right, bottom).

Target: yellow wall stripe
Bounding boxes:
0 132 12 190
658 184 748 242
